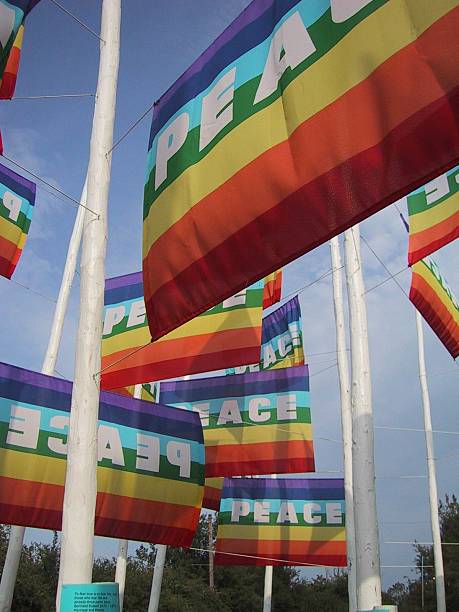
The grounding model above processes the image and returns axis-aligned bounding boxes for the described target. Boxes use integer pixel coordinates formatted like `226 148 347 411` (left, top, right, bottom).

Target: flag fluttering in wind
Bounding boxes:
101 272 265 389
215 477 346 567
143 0 459 341
410 257 459 359
0 160 35 278
203 477 224 511
0 362 205 546
0 0 41 99
160 365 314 477
263 269 282 310
406 165 459 265
227 295 304 374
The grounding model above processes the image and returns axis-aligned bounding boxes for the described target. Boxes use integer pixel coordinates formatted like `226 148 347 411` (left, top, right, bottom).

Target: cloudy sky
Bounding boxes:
0 0 457 593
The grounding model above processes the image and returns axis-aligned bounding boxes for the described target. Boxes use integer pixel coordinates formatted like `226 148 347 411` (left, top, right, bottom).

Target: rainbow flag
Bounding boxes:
263 269 282 310
101 272 264 389
0 361 205 546
203 477 224 511
0 161 35 278
410 257 459 359
113 382 159 403
143 0 459 342
0 1 41 99
215 477 346 567
228 296 304 374
406 165 459 265
160 365 314 477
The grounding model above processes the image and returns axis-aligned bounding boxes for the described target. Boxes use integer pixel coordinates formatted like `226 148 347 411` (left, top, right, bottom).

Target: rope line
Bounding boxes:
48 0 104 42
107 101 156 155
12 93 95 100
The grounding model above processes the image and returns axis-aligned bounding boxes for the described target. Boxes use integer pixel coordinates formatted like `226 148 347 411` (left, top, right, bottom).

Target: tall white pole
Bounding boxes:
329 235 357 612
415 311 446 612
343 225 382 610
115 539 128 611
148 545 167 612
57 0 121 608
0 180 88 612
114 385 141 611
263 566 273 612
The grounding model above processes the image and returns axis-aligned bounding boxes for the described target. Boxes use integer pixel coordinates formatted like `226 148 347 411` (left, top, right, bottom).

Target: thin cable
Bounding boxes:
5 277 57 303
188 546 344 568
364 266 408 294
375 425 459 436
107 101 156 155
1 155 99 217
48 0 104 42
12 93 95 100
279 267 339 306
310 362 337 377
385 541 459 546
361 235 409 299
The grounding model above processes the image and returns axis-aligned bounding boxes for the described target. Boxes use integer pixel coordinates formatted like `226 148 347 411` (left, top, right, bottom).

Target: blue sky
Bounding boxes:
0 0 458 593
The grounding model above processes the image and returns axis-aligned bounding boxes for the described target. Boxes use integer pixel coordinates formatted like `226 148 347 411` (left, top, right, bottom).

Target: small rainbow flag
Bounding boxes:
215 477 346 567
160 365 314 477
0 361 205 546
0 161 35 278
0 1 41 99
406 165 459 265
263 269 282 310
203 477 224 511
143 0 459 341
410 257 459 359
101 272 265 389
228 296 304 374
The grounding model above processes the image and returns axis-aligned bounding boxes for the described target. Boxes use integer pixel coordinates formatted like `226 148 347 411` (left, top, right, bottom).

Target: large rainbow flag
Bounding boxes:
143 0 459 341
0 161 35 278
159 365 314 477
101 272 265 389
406 165 459 265
228 296 304 374
0 362 205 546
0 1 41 99
215 477 346 567
410 257 459 359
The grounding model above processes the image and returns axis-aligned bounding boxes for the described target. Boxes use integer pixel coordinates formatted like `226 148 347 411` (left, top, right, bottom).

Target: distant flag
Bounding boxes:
227 296 304 374
263 269 282 310
0 160 35 278
405 166 459 265
143 0 459 342
112 382 159 403
160 365 314 478
0 1 41 99
410 257 459 359
101 272 264 389
215 477 346 567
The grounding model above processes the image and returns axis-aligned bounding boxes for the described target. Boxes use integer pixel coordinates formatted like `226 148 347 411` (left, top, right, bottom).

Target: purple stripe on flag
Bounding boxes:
0 162 36 203
105 271 142 291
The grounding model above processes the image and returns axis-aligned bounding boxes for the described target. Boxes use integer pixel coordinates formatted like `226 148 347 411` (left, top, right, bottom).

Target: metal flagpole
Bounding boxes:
0 178 88 612
114 385 142 611
57 0 121 608
415 311 446 612
343 225 382 610
329 235 357 612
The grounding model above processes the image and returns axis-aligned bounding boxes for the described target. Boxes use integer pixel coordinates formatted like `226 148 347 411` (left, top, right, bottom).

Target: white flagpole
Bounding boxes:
114 385 142 611
0 178 88 612
148 545 167 612
415 311 446 612
329 235 357 612
343 225 382 610
57 0 120 607
263 566 273 612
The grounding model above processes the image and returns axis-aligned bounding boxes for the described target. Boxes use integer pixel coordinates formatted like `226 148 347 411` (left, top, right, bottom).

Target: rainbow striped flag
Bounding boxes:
160 365 314 477
263 269 282 310
143 0 459 342
410 258 459 359
203 477 224 511
0 1 41 99
101 272 265 389
215 477 346 567
228 296 304 374
0 361 205 546
406 165 459 265
0 161 35 278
